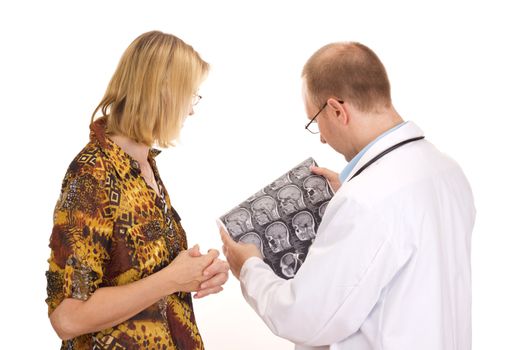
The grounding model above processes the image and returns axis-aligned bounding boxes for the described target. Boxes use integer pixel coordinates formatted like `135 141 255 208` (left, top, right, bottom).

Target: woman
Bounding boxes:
45 31 229 349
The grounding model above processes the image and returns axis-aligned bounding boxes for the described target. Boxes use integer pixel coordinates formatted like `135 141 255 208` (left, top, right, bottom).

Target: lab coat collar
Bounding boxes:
343 121 424 183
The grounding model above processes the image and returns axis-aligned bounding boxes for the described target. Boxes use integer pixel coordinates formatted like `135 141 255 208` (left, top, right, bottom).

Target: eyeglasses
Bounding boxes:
192 94 202 106
304 99 344 134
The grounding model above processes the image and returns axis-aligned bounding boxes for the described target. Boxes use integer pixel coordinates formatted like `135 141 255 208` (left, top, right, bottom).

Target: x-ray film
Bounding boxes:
219 158 334 279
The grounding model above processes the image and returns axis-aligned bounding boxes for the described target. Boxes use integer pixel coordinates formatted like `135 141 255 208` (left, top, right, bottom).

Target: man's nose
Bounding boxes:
320 135 327 144
189 106 195 116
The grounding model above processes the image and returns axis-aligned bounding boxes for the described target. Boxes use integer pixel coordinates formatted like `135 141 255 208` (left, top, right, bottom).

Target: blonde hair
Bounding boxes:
92 31 209 147
302 42 391 112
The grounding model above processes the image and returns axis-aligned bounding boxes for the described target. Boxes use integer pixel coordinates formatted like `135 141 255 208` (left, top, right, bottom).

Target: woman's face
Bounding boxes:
182 92 201 125
190 93 201 114
181 104 194 127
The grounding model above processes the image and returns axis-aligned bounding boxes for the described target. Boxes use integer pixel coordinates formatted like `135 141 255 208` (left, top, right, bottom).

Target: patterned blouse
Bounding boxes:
45 117 204 350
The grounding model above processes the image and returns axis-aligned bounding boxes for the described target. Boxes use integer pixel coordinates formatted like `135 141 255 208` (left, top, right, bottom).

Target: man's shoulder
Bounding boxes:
341 140 469 210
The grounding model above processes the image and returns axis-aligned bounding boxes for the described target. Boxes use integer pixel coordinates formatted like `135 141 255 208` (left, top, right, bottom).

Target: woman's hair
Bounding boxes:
92 31 209 147
302 42 391 113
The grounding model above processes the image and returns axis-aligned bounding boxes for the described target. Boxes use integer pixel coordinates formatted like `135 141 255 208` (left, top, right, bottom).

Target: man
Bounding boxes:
220 42 475 350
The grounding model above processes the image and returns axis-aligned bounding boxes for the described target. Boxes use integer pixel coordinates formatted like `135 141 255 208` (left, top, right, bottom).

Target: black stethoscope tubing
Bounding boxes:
348 136 425 182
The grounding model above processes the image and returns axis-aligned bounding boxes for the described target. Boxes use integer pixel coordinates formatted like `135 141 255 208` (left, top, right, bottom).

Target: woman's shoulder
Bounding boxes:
59 140 113 190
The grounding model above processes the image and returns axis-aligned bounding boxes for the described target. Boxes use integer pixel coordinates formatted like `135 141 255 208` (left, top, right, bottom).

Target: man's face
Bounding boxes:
302 81 328 145
302 79 352 159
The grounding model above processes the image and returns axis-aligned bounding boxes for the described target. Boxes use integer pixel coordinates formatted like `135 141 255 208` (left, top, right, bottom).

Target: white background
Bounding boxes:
1 0 518 349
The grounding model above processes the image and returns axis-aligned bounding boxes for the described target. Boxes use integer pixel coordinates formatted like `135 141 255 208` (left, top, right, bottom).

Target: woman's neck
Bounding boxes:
109 134 150 164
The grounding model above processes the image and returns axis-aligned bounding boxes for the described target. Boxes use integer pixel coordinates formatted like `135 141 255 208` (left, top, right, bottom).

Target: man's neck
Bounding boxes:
353 109 404 154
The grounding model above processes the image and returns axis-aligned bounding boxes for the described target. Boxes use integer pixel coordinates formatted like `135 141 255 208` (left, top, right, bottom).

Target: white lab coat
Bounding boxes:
239 121 475 350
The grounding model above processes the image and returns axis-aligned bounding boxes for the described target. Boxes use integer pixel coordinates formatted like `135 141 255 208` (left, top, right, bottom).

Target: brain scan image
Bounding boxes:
251 196 280 225
292 211 316 241
220 158 331 280
319 201 329 218
268 174 291 191
225 208 253 237
265 221 291 253
290 162 313 180
246 189 266 203
280 252 304 278
238 232 265 257
303 175 332 205
277 185 305 215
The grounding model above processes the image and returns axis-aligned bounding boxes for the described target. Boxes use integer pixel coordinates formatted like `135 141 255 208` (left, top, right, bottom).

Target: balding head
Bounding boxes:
302 42 392 113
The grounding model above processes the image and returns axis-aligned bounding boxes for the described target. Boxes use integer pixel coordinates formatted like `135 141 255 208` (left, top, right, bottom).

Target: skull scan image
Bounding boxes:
265 222 291 253
246 189 266 203
280 252 304 278
268 174 291 191
277 185 305 216
251 196 280 225
319 201 329 218
225 208 253 238
290 162 313 180
238 232 264 257
303 176 332 205
292 211 316 241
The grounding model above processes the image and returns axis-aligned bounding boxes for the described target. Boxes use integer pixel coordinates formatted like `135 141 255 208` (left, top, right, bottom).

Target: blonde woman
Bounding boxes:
45 31 229 349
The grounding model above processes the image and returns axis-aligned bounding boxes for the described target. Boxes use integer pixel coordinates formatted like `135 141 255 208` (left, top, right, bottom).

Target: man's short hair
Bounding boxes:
302 42 391 112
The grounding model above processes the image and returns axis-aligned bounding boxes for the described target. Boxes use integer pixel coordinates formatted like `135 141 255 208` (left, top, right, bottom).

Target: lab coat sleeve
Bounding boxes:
239 197 414 346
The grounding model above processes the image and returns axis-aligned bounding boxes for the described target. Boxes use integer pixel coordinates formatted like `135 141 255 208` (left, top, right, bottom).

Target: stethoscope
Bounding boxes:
348 136 425 182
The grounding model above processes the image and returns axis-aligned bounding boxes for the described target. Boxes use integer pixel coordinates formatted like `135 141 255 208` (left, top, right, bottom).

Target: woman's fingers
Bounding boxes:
187 244 202 257
193 286 224 299
198 249 220 271
200 272 228 290
203 259 230 277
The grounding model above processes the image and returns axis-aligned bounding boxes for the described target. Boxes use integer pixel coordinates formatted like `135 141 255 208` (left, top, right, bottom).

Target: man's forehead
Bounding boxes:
301 79 311 102
301 78 308 94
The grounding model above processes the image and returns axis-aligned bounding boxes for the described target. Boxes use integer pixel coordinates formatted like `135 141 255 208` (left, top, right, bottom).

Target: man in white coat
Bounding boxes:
220 42 476 350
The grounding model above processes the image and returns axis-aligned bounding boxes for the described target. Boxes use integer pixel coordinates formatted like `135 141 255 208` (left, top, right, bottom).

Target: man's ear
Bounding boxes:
327 98 349 125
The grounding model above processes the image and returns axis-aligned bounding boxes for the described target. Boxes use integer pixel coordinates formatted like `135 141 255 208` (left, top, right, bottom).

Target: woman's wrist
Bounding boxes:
152 266 179 297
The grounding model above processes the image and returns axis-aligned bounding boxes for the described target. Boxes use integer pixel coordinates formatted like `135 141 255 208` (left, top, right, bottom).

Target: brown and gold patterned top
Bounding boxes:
46 117 204 350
